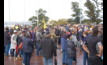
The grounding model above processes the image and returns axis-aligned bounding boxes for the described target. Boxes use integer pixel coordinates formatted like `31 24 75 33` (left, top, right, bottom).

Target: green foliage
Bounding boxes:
50 19 68 26
37 8 49 24
82 19 91 24
49 20 57 25
67 18 75 24
29 8 49 27
71 2 82 24
84 0 102 24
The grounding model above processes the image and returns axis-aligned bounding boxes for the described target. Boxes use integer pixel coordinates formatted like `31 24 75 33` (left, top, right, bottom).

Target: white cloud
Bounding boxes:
4 0 89 22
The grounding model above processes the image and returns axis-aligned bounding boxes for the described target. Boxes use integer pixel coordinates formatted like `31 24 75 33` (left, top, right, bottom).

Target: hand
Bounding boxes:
87 52 90 56
96 54 102 57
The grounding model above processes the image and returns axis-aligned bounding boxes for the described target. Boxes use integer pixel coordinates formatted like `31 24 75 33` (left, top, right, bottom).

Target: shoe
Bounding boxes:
15 58 18 60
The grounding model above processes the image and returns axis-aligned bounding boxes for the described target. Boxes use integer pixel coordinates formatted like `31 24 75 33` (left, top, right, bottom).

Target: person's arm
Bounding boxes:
53 33 60 38
40 33 43 39
96 42 103 57
39 40 42 49
82 42 90 55
82 45 90 54
52 40 57 57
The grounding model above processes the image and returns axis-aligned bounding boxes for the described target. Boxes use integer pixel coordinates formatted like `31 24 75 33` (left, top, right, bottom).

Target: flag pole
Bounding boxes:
80 0 81 24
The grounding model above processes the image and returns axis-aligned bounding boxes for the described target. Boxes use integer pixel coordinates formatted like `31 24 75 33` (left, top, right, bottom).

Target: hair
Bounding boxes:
26 32 31 38
83 31 88 36
67 34 72 39
92 26 98 36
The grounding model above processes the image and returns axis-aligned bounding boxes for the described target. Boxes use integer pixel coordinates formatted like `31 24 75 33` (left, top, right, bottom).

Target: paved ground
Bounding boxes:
4 48 84 65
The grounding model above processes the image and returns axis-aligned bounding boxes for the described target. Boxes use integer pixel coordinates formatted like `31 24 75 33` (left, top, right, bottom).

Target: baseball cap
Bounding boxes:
14 30 17 33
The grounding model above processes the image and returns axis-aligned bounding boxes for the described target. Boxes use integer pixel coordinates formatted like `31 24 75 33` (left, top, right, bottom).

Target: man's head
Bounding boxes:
44 32 51 37
83 31 88 37
98 22 103 34
14 30 17 34
22 31 26 36
67 34 72 40
92 26 98 36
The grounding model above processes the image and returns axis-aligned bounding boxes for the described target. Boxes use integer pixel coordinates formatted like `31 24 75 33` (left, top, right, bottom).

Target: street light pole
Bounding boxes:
9 0 10 23
80 0 81 24
24 0 25 25
36 11 38 26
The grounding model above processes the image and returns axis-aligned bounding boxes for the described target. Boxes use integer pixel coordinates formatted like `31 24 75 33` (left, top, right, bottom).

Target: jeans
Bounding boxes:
20 50 25 64
62 49 67 64
4 43 10 56
43 58 53 65
36 43 41 56
23 52 32 65
67 57 73 65
10 49 16 57
83 51 90 65
19 49 23 57
33 41 36 49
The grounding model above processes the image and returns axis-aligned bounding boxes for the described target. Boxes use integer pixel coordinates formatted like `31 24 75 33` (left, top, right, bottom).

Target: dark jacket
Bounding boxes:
9 29 13 34
40 37 56 59
67 39 76 57
55 29 61 36
22 37 34 53
4 32 11 44
16 35 22 46
30 32 35 41
78 31 83 41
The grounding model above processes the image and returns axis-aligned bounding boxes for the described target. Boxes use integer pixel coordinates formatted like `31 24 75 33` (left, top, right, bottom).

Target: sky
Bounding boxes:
4 0 102 22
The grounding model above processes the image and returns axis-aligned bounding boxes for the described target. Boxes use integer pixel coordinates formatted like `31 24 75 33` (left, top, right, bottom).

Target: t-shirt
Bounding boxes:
85 35 102 56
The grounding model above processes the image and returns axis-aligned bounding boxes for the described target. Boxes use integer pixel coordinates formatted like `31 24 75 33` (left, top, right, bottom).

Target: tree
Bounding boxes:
29 8 49 27
71 2 82 24
92 0 102 21
36 8 49 24
51 19 68 26
84 0 102 24
82 19 91 24
58 19 68 25
101 0 103 9
67 18 74 24
29 16 37 26
49 20 57 25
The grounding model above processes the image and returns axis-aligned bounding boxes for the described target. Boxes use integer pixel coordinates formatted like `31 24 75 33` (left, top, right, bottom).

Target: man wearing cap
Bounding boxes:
10 30 18 58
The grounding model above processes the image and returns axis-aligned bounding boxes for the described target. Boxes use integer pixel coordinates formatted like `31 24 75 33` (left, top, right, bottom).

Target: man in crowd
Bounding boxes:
82 26 103 65
40 31 57 65
4 28 11 56
36 28 43 56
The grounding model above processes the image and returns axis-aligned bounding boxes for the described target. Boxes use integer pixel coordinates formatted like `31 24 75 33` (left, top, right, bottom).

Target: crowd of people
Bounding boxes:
4 23 103 65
